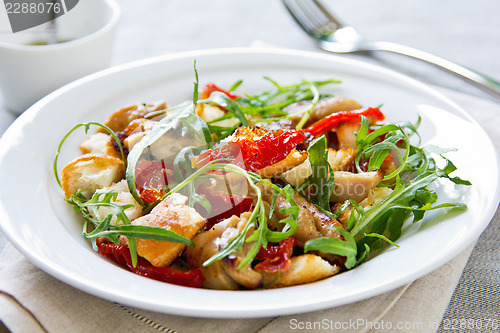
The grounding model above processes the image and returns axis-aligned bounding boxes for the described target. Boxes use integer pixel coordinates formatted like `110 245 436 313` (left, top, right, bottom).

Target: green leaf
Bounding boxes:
304 227 357 269
228 79 243 92
202 91 250 127
350 173 438 239
295 84 320 130
85 224 194 246
356 244 370 264
363 233 399 247
235 77 341 120
437 159 472 185
207 123 239 140
301 135 335 211
193 60 199 107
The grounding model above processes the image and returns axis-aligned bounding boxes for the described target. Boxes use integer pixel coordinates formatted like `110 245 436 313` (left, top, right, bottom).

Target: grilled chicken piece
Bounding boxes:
257 119 296 133
185 212 262 289
284 96 362 123
329 148 356 170
90 180 143 224
282 148 381 203
262 254 340 288
61 153 125 198
98 100 167 133
80 132 122 159
331 170 383 203
185 215 242 289
80 119 157 159
120 193 205 267
282 148 356 187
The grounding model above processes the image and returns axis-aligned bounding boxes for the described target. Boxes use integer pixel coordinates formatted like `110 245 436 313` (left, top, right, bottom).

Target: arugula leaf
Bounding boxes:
172 146 211 212
355 116 411 181
207 123 239 141
228 79 243 92
304 227 357 269
85 224 194 246
300 135 335 212
201 91 250 127
193 60 199 107
351 171 467 242
235 77 341 120
295 84 320 130
437 159 472 186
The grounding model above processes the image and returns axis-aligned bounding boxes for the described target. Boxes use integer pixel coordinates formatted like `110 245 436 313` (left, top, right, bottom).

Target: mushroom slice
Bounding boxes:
98 100 167 133
284 96 362 123
222 242 263 290
331 170 383 203
282 148 356 187
336 121 360 149
256 149 308 178
262 254 339 288
186 213 250 290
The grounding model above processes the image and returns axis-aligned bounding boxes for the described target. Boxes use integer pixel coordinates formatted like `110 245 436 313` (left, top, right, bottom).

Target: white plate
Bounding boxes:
0 48 499 318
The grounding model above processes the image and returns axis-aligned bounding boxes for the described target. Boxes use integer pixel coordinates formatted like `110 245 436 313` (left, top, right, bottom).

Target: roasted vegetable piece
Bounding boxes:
195 127 305 173
254 237 297 273
97 239 205 288
304 107 385 137
201 82 240 100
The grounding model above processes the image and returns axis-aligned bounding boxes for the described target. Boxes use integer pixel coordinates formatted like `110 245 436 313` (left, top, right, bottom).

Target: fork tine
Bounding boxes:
283 0 342 38
311 0 343 29
283 0 319 37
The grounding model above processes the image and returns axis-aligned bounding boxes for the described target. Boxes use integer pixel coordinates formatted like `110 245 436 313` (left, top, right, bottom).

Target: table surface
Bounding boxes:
1 0 499 330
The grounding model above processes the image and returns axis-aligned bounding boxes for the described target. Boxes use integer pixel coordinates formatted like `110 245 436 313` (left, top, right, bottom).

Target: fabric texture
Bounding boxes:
0 243 476 333
0 86 498 333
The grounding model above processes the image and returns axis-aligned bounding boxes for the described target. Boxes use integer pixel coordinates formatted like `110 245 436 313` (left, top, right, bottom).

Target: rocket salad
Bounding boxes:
54 70 470 289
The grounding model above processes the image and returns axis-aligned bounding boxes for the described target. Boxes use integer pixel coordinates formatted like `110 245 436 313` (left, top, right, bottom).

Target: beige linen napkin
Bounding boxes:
1 85 499 333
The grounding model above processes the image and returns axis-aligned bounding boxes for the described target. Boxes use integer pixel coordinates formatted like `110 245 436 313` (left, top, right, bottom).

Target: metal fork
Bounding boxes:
283 0 500 100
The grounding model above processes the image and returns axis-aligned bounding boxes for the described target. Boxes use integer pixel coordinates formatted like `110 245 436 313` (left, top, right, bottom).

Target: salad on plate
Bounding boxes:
54 71 470 290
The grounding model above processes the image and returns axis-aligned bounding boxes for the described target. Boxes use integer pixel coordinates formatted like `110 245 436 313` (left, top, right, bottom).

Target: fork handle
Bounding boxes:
367 41 500 100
